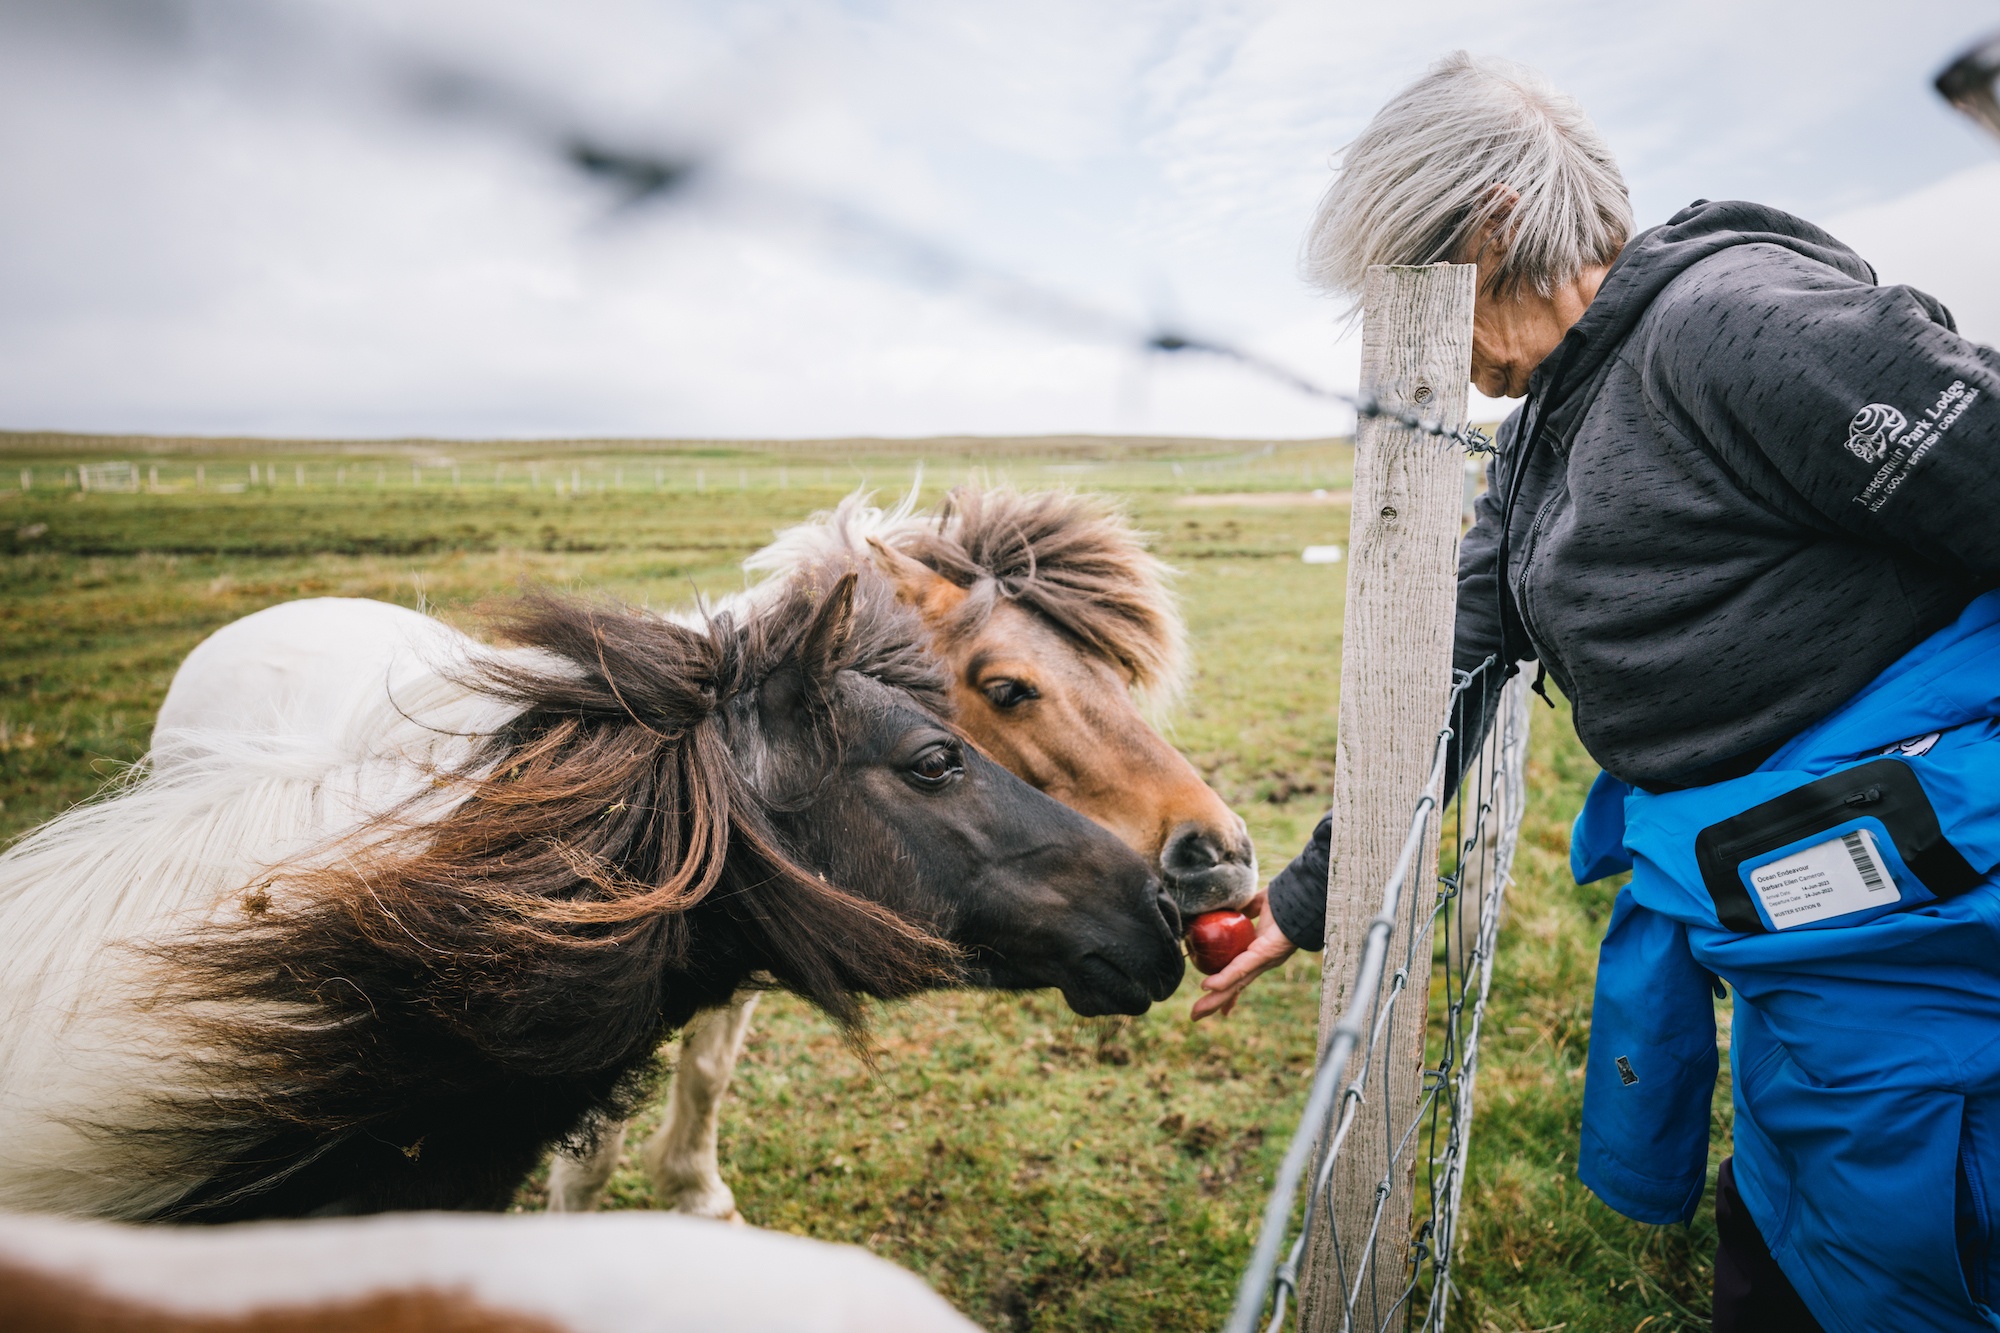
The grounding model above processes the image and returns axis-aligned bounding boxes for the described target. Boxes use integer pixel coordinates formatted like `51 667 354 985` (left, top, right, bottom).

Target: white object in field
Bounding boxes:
1301 545 1343 564
0 1210 980 1333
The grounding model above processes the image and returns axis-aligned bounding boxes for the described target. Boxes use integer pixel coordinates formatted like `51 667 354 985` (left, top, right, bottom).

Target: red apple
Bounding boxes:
1186 909 1256 975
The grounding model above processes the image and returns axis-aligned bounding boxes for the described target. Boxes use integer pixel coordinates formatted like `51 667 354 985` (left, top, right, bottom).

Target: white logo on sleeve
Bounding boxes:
1846 403 1907 463
1850 382 1982 513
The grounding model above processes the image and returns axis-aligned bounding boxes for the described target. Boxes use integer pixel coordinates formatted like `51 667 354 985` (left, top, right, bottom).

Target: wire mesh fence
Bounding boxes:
1226 656 1533 1333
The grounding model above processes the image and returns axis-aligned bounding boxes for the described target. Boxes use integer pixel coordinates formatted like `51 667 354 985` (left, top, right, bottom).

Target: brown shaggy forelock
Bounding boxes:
902 487 1184 696
383 565 953 956
146 567 959 1208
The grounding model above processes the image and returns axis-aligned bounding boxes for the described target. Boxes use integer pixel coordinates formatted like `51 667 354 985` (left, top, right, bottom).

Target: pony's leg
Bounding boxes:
545 1118 628 1213
641 993 760 1222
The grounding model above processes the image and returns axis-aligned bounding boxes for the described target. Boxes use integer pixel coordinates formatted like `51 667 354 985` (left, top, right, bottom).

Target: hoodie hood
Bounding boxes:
1530 199 1885 406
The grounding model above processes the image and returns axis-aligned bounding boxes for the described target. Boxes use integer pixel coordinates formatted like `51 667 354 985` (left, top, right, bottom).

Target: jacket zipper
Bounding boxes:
1511 481 1574 703
1731 783 1886 851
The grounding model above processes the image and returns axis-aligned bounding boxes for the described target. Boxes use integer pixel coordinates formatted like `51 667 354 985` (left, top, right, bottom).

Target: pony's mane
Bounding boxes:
745 485 1186 700
146 564 954 1217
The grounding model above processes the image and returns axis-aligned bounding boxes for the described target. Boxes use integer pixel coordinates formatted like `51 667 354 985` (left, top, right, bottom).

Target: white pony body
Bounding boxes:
0 600 538 1219
0 1209 980 1332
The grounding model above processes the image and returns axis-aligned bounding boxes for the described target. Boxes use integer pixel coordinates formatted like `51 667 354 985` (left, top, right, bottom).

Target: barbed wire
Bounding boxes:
1142 332 1496 455
1225 656 1530 1333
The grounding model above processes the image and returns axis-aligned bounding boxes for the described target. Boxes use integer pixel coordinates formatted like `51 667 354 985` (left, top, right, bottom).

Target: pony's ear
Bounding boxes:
759 572 857 730
866 537 966 623
797 570 859 679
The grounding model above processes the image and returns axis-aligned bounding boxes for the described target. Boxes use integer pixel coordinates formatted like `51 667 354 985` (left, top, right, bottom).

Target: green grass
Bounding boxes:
0 435 1724 1331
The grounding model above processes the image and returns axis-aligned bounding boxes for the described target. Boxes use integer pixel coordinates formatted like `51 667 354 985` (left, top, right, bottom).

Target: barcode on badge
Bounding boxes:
1840 830 1889 894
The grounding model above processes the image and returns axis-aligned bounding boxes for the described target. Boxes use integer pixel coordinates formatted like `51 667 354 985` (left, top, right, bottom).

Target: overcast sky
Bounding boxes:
2 0 1996 440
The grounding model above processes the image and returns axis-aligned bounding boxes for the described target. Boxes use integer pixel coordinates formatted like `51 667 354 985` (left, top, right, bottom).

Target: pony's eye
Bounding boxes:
907 744 964 788
982 679 1040 710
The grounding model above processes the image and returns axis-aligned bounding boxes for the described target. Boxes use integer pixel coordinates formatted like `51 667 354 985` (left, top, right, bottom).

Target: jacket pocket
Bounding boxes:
1695 757 1981 932
1729 1036 1801 1251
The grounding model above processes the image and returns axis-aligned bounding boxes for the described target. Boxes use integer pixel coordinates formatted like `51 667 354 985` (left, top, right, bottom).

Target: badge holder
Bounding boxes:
1694 759 1981 933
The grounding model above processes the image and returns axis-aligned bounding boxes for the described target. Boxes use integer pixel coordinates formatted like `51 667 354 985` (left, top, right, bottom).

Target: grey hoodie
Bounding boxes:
1270 199 2000 951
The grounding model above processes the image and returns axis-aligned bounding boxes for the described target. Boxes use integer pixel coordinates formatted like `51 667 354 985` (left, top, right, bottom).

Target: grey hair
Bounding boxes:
1302 52 1632 304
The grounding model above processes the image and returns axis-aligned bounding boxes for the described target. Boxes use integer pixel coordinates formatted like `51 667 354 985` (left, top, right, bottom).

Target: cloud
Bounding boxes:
1821 162 2000 345
0 0 1993 439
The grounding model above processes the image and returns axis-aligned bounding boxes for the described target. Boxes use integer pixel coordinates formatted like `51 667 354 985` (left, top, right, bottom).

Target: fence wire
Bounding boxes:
1226 656 1532 1333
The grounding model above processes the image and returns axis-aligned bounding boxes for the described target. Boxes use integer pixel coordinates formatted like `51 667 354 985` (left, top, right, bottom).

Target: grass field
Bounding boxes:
0 434 1726 1331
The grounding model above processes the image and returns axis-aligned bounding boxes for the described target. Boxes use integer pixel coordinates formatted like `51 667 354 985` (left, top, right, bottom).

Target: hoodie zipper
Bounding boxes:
1511 460 1575 708
1497 336 1586 711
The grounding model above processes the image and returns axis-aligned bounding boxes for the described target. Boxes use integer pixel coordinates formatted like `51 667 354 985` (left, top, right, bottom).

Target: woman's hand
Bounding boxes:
1190 894 1297 1021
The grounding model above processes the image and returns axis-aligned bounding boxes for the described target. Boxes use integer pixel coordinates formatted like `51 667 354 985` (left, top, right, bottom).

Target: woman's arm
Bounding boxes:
1259 443 1524 954
1196 435 1525 1018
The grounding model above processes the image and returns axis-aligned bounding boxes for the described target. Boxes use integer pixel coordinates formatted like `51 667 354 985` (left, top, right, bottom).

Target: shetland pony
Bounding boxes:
0 567 1182 1222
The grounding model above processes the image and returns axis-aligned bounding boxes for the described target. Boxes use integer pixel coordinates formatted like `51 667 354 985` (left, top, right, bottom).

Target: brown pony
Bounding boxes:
549 487 1255 1217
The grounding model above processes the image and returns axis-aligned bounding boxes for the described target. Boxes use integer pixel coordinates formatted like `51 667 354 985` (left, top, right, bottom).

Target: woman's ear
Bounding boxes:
865 538 967 623
1468 184 1522 279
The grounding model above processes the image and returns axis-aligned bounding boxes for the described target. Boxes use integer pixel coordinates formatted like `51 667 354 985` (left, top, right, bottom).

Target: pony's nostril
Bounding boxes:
1161 824 1223 874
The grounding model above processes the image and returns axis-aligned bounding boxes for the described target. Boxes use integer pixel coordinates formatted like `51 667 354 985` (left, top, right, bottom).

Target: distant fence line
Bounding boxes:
0 429 1346 460
9 444 1370 499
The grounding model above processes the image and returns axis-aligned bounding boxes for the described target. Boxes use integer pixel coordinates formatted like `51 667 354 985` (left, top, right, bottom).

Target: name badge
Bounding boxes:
1748 829 1898 929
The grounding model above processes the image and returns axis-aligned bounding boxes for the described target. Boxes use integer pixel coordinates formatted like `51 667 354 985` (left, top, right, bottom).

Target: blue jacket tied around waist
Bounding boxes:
1573 589 2000 1331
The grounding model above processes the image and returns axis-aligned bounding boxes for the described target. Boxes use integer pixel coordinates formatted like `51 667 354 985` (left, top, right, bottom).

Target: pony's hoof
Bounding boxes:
660 1183 742 1223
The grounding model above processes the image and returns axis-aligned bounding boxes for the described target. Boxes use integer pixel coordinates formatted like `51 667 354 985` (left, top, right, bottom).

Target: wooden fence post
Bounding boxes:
1300 262 1477 1332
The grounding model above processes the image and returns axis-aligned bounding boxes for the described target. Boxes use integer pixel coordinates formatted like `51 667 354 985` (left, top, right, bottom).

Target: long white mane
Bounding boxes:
680 486 931 629
0 604 536 1219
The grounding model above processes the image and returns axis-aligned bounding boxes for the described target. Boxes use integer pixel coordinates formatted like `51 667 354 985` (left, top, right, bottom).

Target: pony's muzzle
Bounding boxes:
1159 818 1259 915
1046 875 1185 1016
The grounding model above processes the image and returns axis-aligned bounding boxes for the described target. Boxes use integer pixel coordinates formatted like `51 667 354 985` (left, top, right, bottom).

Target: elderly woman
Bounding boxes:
1199 52 2000 1333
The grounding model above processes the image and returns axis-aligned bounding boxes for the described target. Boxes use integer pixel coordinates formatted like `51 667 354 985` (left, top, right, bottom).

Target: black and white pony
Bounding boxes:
0 565 1183 1221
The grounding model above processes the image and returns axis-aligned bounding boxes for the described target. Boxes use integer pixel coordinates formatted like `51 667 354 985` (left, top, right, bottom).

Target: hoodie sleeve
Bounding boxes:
1640 243 2000 576
1265 420 1526 951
